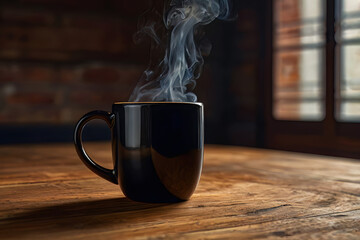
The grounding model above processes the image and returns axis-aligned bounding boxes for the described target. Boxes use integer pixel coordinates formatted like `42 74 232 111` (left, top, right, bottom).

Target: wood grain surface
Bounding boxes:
0 143 359 239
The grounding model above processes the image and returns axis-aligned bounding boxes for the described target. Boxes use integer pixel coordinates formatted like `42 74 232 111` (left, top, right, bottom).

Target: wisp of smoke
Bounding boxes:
129 0 233 102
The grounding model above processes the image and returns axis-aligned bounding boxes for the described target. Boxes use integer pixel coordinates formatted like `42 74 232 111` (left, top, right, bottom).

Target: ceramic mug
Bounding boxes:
74 102 204 203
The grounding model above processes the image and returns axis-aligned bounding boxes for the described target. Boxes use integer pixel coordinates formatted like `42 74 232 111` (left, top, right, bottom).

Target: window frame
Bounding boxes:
265 0 360 159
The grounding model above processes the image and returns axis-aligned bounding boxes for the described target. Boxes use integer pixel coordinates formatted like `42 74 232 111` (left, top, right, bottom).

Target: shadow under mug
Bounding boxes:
74 102 204 203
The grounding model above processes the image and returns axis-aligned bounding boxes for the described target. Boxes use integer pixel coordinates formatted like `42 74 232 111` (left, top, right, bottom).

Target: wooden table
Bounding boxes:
0 143 359 239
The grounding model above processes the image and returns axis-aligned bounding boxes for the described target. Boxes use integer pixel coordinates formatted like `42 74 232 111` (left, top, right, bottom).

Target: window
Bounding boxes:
274 0 325 120
267 0 360 158
337 0 360 121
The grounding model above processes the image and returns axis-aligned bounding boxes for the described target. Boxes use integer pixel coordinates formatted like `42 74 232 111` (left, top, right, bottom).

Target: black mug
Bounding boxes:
74 102 204 203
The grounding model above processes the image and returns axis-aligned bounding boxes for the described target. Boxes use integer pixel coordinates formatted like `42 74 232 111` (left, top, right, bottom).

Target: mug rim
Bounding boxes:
113 102 203 106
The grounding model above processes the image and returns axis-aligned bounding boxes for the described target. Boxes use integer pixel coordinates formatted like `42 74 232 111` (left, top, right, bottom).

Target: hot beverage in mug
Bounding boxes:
74 102 204 203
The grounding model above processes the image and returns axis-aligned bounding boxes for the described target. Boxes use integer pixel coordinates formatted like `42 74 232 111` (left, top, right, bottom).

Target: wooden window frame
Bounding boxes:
265 0 360 159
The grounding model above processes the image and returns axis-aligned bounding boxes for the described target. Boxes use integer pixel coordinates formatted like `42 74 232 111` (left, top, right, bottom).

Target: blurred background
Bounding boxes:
0 0 359 158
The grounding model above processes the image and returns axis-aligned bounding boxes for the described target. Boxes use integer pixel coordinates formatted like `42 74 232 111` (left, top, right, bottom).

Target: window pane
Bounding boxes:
341 0 360 40
274 49 324 120
275 0 325 47
338 45 360 121
343 0 360 13
337 0 360 122
274 0 325 120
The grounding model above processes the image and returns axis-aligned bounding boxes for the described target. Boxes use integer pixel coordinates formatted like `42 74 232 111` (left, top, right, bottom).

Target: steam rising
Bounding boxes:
129 0 232 102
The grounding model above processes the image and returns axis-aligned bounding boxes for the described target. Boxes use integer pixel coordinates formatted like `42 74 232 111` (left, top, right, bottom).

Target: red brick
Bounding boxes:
0 8 55 26
108 0 151 16
0 107 61 123
0 0 157 125
0 27 58 51
19 0 149 14
0 65 21 82
19 0 106 10
0 64 56 82
22 66 56 82
7 92 57 105
82 67 120 83
0 25 132 52
80 65 142 89
0 24 147 62
62 28 122 52
117 66 142 85
0 50 70 62
61 15 131 29
59 68 79 82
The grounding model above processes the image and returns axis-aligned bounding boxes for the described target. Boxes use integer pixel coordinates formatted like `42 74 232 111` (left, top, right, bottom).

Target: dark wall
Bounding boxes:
203 0 266 147
0 0 267 145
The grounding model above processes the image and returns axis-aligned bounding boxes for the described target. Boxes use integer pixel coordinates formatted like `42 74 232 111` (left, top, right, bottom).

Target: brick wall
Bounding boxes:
0 0 150 124
0 0 264 147
0 0 223 125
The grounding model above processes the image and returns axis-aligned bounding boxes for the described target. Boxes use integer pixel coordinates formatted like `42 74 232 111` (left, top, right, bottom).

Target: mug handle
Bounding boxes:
74 110 117 184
